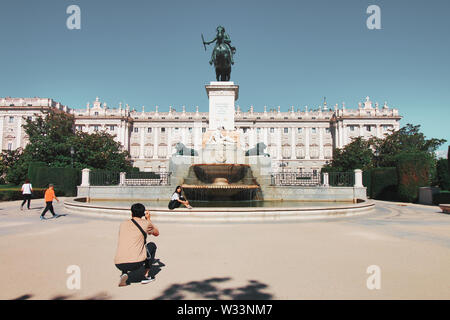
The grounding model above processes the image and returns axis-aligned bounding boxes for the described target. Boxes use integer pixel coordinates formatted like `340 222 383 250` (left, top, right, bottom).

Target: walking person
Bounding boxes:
40 184 60 220
114 203 160 287
168 185 193 210
20 179 33 210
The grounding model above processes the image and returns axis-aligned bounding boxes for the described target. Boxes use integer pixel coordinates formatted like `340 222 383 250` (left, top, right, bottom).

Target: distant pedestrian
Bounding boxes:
114 203 159 287
40 184 60 220
20 179 33 210
168 186 193 210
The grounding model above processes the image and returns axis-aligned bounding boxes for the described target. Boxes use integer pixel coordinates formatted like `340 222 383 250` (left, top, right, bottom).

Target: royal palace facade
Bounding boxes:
0 96 401 173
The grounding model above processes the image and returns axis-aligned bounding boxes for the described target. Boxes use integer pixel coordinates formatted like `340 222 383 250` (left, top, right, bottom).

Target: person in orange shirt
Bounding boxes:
40 184 60 220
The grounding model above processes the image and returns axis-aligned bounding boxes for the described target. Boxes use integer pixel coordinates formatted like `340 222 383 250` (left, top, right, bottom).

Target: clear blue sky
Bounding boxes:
0 0 449 152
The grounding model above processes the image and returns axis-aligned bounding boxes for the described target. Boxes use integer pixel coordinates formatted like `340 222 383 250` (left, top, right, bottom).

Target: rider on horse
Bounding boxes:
203 26 236 65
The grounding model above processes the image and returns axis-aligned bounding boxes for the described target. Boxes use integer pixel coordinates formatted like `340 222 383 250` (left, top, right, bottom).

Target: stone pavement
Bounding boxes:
0 198 449 300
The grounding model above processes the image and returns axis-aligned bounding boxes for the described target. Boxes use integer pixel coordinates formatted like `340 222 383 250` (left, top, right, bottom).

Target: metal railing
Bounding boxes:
125 172 171 186
327 172 354 187
90 170 120 186
270 172 321 186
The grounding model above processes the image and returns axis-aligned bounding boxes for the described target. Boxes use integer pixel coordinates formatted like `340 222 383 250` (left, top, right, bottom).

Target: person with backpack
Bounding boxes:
20 179 33 210
168 185 193 210
114 203 160 287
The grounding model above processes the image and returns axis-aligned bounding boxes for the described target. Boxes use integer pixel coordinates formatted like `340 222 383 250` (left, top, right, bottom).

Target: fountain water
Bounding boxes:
182 163 261 201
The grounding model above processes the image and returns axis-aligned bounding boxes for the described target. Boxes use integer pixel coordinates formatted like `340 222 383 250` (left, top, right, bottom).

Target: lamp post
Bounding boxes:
70 146 74 168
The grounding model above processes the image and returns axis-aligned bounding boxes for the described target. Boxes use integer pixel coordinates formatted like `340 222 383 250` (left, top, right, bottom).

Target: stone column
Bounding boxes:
124 124 129 150
290 127 295 160
376 124 381 138
0 116 4 150
323 172 329 187
16 116 22 149
339 122 344 148
342 123 347 146
153 127 159 159
139 126 145 159
81 168 91 187
167 127 172 157
276 128 282 160
194 122 202 155
119 172 126 185
181 127 187 144
354 169 363 187
319 127 324 159
249 128 255 149
263 127 268 147
334 124 339 149
305 127 310 160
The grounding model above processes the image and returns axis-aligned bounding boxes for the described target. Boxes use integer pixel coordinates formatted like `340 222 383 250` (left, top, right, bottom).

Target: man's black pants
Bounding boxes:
21 194 32 209
41 201 55 217
115 242 157 275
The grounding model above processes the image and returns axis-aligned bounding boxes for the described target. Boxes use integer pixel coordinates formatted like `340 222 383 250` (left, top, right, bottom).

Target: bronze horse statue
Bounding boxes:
203 26 236 81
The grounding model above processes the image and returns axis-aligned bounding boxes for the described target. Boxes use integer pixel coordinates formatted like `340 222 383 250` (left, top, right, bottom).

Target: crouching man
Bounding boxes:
114 203 160 287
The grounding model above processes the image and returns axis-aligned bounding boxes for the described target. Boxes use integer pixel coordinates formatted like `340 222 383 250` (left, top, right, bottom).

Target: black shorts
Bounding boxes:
168 196 185 210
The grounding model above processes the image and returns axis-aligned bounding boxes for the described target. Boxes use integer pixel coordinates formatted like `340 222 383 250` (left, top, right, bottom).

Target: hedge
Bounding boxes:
433 191 450 205
0 187 65 201
28 164 81 196
436 159 450 191
370 167 398 201
396 152 431 203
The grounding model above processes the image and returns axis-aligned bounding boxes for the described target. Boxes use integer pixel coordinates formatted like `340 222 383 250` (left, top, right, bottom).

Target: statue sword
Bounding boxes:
201 33 206 51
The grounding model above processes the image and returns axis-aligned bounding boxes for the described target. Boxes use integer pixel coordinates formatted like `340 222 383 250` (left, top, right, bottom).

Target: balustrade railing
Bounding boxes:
327 172 354 187
270 172 321 186
125 172 171 186
90 170 120 186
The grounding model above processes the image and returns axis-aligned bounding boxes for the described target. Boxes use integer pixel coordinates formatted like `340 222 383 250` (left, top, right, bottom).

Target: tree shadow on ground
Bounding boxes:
154 277 272 300
12 292 112 300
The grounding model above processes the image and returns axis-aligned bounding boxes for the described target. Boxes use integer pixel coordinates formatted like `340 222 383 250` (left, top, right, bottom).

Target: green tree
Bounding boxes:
372 124 446 167
3 109 132 184
323 137 375 172
69 131 132 172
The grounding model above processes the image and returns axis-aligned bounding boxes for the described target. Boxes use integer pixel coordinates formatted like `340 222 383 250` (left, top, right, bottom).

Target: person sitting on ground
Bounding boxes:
168 186 192 210
40 184 60 220
114 203 159 287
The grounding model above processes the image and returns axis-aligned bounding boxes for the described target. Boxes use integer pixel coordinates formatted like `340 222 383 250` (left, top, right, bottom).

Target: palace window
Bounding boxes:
256 128 261 133
9 116 14 123
311 128 317 134
270 128 274 133
284 128 289 134
27 116 32 121
8 142 13 150
349 126 355 131
147 128 152 133
297 128 302 133
161 128 166 133
188 127 193 133
202 128 206 133
366 125 372 132
134 127 139 133
93 125 99 131
109 125 115 131
94 112 99 116
325 128 330 133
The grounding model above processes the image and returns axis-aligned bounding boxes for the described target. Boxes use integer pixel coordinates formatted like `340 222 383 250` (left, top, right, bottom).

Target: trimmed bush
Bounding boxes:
433 191 450 205
369 167 399 200
28 165 81 196
436 159 450 191
395 152 431 203
0 187 64 201
363 170 372 197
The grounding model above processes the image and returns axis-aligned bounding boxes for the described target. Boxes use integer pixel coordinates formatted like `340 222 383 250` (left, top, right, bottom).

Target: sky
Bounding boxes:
0 0 449 153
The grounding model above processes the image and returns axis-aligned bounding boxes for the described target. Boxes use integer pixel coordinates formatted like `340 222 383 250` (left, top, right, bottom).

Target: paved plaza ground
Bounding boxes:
0 198 449 300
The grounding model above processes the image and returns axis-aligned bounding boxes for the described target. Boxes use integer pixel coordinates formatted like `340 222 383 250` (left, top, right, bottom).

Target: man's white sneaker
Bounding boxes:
187 205 193 209
141 275 155 284
119 274 128 287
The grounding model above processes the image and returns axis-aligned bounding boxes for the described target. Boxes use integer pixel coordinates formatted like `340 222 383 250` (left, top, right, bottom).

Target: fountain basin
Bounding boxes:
64 198 375 223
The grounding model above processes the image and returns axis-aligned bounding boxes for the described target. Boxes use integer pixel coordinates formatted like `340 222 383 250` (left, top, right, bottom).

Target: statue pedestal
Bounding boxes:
205 81 239 131
201 143 246 164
